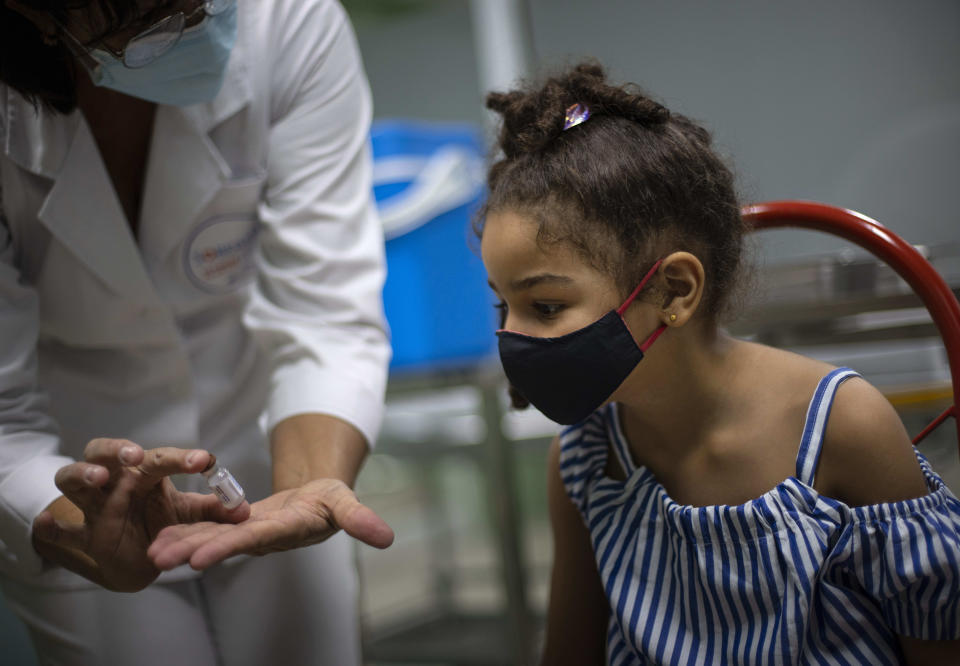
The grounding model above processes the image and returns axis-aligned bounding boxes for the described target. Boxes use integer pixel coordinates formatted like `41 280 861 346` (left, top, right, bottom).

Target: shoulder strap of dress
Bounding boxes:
795 367 861 485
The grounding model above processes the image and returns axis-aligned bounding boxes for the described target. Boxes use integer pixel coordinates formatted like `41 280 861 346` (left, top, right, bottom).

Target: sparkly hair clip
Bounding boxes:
563 103 591 131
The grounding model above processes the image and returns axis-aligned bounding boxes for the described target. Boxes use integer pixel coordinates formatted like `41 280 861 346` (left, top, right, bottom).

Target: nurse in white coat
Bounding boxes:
0 0 393 663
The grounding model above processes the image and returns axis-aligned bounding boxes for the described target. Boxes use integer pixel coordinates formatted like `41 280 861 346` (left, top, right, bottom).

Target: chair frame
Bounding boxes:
742 201 960 457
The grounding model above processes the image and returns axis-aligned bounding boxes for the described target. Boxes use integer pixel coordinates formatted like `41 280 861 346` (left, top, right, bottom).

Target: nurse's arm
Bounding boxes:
270 412 368 491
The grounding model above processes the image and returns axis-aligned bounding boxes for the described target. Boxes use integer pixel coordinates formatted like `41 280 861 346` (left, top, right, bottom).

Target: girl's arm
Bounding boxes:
817 379 960 659
541 437 609 666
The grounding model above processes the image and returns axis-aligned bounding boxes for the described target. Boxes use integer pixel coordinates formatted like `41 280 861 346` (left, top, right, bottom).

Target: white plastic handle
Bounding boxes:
373 145 484 240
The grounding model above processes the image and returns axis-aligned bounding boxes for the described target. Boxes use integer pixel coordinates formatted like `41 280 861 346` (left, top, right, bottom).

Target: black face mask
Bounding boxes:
496 261 666 425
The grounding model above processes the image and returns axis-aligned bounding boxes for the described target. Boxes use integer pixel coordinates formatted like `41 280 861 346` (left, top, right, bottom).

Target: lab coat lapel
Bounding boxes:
138 47 253 261
36 119 159 302
137 106 229 262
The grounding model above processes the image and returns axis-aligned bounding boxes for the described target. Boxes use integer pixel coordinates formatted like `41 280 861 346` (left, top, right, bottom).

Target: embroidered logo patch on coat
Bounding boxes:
184 214 260 293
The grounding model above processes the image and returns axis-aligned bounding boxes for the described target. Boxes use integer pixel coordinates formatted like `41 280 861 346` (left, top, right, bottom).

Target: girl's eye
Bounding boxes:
533 302 565 318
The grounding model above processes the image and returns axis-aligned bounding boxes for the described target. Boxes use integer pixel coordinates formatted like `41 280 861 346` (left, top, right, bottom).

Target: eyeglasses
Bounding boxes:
56 0 234 69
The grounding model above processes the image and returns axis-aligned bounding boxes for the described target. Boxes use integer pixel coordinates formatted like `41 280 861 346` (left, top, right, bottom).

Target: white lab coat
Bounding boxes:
0 0 390 586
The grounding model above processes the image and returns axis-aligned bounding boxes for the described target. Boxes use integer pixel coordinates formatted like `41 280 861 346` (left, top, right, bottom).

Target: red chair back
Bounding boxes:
741 201 960 457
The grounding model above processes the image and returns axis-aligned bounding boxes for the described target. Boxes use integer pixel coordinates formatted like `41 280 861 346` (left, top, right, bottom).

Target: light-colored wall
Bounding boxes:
350 0 960 262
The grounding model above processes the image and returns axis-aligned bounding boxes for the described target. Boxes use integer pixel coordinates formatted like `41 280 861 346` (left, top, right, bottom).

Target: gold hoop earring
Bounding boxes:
669 314 677 323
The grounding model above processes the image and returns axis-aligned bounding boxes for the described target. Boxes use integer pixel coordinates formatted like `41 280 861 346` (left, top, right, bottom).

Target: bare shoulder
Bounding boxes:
739 341 836 384
816 375 929 505
736 342 837 402
736 342 928 506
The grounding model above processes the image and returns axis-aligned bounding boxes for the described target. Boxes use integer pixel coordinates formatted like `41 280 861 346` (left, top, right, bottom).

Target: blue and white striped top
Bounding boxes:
559 367 960 665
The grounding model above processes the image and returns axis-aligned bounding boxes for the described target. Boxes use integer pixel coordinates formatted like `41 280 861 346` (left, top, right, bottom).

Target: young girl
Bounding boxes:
479 62 960 665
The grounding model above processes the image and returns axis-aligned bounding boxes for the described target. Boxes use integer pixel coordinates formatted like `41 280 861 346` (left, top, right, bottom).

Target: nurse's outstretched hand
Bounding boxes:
147 479 394 571
31 439 251 592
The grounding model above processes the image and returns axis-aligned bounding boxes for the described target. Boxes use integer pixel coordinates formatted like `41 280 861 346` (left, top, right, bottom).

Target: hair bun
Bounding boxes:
486 60 670 157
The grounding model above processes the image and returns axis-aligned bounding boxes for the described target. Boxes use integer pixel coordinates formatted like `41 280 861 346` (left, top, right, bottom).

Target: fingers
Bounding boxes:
148 522 247 571
147 493 251 569
147 522 212 564
186 521 298 570
82 438 144 471
76 440 211 501
54 462 110 509
135 448 211 481
55 462 109 493
177 491 251 524
340 504 395 549
32 511 88 552
150 510 305 571
328 488 395 550
82 439 210 483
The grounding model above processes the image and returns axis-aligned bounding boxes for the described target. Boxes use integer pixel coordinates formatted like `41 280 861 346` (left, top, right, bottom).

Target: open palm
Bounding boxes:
148 478 394 571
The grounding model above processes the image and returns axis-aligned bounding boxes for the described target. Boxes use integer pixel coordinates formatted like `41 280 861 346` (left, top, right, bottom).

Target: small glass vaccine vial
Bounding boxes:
202 455 246 510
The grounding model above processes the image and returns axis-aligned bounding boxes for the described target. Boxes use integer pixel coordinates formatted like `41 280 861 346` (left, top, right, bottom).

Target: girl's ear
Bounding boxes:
658 251 705 326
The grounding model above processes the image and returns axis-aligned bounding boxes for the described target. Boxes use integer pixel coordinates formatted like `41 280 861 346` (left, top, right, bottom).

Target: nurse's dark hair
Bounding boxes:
479 61 746 409
0 0 136 114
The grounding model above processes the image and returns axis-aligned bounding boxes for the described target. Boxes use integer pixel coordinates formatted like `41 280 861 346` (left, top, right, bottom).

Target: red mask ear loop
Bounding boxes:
616 259 667 352
638 322 667 352
617 259 663 316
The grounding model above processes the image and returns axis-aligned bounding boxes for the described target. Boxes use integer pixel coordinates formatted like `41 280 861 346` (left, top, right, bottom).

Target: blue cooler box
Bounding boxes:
371 120 498 373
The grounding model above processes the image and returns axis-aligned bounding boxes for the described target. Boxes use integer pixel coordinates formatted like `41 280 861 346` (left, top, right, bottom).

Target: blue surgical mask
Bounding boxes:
88 3 238 106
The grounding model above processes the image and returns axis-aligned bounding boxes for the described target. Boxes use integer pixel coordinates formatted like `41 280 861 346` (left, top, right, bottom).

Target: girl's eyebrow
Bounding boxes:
503 273 574 292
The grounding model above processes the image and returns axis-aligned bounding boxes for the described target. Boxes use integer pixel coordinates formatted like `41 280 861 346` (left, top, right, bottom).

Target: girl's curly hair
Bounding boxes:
478 61 747 409
479 60 745 318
